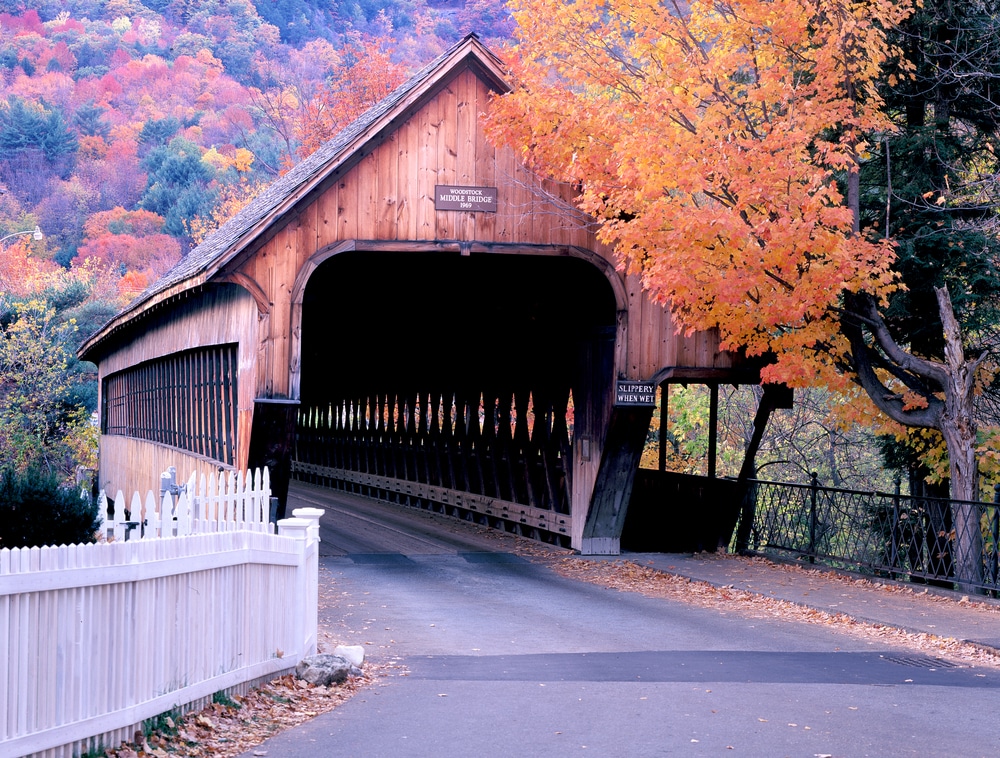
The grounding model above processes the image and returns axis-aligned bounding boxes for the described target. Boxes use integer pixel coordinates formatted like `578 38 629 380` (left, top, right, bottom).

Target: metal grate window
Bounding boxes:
102 344 238 466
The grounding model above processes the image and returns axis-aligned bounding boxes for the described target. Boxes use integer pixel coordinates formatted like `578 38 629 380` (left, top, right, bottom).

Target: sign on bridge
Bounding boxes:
615 380 656 406
435 185 498 212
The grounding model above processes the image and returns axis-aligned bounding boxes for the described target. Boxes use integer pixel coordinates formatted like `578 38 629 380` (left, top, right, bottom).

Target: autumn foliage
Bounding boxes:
75 207 182 286
293 33 408 160
488 0 913 387
0 3 517 483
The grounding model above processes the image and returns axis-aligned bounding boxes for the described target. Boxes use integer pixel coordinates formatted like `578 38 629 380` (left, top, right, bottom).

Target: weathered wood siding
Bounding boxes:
94 285 258 496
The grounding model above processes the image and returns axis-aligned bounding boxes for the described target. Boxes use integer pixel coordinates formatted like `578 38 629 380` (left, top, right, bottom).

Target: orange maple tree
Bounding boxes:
487 0 911 390
490 0 1000 588
0 236 57 298
294 33 408 160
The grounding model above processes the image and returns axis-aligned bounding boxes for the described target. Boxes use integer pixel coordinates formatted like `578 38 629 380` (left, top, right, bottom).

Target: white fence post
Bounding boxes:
292 507 323 657
293 507 324 543
277 517 314 658
97 467 274 541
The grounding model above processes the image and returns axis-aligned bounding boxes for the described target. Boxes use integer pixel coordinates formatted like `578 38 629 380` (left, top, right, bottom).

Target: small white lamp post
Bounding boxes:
0 225 43 245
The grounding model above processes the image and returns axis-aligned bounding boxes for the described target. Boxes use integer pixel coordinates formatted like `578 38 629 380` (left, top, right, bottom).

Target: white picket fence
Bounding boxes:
0 468 324 758
100 466 273 540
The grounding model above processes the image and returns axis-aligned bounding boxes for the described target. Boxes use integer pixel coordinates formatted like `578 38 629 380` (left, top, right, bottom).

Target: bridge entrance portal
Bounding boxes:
293 248 619 547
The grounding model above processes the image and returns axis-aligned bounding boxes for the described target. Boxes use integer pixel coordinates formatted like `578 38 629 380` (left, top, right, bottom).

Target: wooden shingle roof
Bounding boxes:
79 34 507 362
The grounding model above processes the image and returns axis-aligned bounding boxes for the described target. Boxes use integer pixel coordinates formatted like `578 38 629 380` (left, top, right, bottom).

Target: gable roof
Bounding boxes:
79 34 508 362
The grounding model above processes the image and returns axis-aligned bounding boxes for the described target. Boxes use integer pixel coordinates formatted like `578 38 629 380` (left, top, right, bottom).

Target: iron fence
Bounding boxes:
734 476 1000 594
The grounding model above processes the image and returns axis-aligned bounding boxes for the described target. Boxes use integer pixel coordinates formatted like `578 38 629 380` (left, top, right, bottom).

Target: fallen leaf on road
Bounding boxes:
536 555 1000 670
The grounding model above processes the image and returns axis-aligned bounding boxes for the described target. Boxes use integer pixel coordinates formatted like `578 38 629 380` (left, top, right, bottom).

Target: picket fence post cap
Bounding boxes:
292 507 325 519
277 517 311 537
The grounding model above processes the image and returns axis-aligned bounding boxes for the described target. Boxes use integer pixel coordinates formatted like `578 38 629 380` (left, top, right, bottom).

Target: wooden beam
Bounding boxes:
216 273 271 315
708 383 718 479
652 366 762 384
247 398 300 519
658 383 668 472
580 405 654 555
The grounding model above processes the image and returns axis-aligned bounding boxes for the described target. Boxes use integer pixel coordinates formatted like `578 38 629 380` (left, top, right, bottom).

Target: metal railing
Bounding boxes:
734 475 1000 594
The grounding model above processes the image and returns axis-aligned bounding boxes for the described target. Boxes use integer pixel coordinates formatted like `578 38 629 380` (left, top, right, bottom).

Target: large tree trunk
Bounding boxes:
935 288 984 591
842 286 986 592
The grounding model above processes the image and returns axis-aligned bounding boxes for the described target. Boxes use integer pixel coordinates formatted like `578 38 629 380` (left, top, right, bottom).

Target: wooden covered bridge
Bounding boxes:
79 36 778 554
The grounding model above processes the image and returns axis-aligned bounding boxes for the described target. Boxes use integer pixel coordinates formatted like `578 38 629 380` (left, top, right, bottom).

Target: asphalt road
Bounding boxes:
242 483 1000 757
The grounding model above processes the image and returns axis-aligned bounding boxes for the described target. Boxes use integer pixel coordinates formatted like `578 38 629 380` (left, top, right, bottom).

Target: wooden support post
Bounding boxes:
248 397 300 520
658 382 668 473
581 405 654 555
708 383 718 479
733 383 793 553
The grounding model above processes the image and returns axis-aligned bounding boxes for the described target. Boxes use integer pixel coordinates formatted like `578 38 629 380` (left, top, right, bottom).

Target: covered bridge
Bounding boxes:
79 36 772 554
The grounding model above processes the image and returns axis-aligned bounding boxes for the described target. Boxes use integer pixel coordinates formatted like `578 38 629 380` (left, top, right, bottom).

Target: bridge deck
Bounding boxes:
287 480 553 558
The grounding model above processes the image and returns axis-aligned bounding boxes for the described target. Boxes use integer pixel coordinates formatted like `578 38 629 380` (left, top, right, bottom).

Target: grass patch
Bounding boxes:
142 707 181 739
213 690 241 709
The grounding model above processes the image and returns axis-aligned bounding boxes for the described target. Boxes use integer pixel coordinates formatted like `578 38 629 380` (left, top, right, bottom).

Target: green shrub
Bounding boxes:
0 467 101 549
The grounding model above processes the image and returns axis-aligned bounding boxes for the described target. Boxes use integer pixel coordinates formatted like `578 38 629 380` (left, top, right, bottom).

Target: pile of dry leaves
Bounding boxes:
100 668 384 758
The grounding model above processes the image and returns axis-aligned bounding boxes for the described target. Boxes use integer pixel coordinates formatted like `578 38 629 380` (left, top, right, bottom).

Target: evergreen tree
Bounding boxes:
74 101 110 139
137 116 181 155
140 137 217 239
860 0 1000 354
847 0 1000 587
0 467 101 549
0 96 78 202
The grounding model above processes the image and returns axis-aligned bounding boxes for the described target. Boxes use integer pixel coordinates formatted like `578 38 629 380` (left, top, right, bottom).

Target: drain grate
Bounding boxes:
881 654 963 670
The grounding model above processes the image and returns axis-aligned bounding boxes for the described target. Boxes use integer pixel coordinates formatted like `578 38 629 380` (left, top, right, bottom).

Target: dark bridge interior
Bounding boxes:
294 250 618 544
300 250 617 398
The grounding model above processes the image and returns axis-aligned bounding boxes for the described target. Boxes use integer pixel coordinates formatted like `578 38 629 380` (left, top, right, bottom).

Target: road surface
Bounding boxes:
245 482 1000 757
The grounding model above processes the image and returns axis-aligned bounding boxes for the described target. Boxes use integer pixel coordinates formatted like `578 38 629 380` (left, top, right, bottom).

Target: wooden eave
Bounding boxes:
78 35 508 364
650 365 764 386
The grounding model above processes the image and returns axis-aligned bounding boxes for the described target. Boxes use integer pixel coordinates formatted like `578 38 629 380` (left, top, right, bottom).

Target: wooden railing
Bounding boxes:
294 387 574 545
101 344 239 466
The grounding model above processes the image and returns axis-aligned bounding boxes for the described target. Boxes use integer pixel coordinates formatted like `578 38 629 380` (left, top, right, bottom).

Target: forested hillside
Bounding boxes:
0 0 511 477
0 1 511 278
